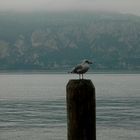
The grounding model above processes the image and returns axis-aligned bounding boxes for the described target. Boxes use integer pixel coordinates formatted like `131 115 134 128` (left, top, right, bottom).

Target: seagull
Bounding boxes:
70 59 92 79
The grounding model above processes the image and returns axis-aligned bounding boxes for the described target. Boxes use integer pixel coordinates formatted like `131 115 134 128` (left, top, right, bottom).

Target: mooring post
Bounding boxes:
66 79 96 140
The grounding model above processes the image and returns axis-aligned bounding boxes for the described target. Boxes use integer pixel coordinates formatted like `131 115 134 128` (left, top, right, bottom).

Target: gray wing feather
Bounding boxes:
71 64 83 73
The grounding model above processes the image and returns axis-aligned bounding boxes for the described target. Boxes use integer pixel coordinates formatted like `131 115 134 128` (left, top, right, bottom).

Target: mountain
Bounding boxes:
0 12 140 71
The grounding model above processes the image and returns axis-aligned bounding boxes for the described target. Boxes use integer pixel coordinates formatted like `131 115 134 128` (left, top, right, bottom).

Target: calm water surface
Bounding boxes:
0 74 140 140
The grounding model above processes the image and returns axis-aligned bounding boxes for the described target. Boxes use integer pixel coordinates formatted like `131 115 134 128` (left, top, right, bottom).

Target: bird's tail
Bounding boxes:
68 71 72 74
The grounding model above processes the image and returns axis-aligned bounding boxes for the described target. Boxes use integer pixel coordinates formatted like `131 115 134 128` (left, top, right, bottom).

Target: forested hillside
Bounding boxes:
0 12 140 71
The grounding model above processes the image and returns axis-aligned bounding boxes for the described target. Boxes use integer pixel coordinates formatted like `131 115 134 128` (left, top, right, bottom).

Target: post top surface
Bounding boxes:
67 79 94 88
69 79 91 82
68 79 92 83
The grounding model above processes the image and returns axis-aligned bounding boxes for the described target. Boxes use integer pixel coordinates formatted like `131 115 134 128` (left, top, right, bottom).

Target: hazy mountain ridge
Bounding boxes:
0 12 140 71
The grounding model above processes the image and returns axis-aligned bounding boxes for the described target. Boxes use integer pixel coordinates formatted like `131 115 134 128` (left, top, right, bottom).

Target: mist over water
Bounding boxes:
0 74 140 140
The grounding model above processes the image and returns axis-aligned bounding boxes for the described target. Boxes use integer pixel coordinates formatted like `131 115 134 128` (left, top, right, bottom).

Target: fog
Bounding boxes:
0 0 140 15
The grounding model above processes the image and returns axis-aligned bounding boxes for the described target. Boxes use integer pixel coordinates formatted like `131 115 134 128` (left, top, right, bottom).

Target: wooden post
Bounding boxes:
66 79 96 140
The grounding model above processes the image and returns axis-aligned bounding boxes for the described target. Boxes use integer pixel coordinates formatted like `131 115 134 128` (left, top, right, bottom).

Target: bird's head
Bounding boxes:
82 59 93 64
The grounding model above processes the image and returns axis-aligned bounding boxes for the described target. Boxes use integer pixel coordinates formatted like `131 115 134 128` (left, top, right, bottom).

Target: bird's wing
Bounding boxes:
71 64 83 73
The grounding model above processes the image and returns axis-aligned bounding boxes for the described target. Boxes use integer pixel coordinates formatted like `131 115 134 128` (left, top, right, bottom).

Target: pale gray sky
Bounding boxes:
0 0 140 15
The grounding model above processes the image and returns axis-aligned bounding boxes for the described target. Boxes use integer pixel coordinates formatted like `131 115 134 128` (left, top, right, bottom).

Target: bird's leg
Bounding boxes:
82 74 83 79
79 74 80 79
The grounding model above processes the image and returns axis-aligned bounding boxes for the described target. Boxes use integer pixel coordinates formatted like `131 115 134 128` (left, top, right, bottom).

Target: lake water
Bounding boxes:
0 74 140 140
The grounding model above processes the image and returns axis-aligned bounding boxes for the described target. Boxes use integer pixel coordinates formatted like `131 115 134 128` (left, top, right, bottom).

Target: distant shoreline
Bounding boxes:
0 69 139 74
